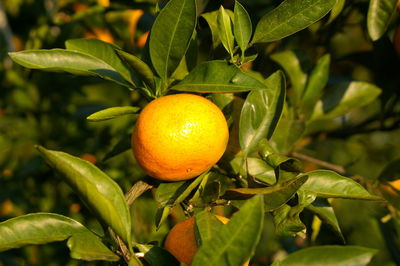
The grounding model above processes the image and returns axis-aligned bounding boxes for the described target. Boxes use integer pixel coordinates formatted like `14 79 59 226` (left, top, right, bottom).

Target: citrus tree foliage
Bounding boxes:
1 0 400 265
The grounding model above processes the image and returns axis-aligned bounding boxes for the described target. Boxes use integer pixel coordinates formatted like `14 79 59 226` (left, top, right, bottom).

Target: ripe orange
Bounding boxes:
164 216 249 265
136 31 149 48
132 94 229 181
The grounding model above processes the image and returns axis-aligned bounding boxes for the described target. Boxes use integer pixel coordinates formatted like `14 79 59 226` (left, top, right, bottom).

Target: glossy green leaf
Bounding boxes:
269 117 305 154
306 202 345 242
270 50 307 106
234 0 252 55
217 6 234 57
367 0 397 41
192 196 264 266
245 157 276 185
252 0 336 44
273 204 306 236
273 190 316 236
155 173 207 227
311 81 381 120
136 244 179 266
201 11 222 49
327 0 346 24
300 170 382 200
155 181 189 207
149 0 197 80
172 60 267 92
116 49 156 89
195 211 225 245
302 54 330 119
9 49 131 87
65 38 136 86
87 106 139 121
0 213 119 261
239 71 285 157
224 175 308 212
36 146 132 246
274 245 377 266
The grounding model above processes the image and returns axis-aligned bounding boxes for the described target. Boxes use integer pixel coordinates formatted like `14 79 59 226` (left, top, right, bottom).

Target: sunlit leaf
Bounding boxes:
234 0 252 55
252 0 336 44
192 196 264 266
149 0 197 80
239 71 285 157
9 49 131 87
270 50 306 107
36 146 132 246
65 38 137 86
300 170 382 200
87 106 139 121
0 213 119 261
273 245 377 266
367 0 397 41
172 60 267 92
217 6 234 57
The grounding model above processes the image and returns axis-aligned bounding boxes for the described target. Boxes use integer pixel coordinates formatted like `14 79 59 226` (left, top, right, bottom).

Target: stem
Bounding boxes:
291 151 346 175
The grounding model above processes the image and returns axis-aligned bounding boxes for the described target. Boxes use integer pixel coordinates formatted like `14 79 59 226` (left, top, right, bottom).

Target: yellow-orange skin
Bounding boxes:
132 94 229 181
164 216 249 266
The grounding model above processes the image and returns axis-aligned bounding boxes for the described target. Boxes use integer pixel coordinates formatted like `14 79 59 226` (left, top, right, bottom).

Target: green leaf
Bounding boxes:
201 11 222 49
273 204 306 236
155 173 207 227
270 50 307 107
252 0 336 44
269 117 305 154
275 245 377 266
239 70 286 158
234 0 252 56
327 0 346 24
224 175 308 211
306 202 345 242
195 211 225 245
136 244 179 266
378 159 400 182
87 106 139 121
310 81 381 120
115 49 156 89
0 213 119 261
65 38 136 86
36 146 132 247
149 0 197 80
172 60 267 92
217 6 235 58
300 170 382 200
367 0 397 41
192 196 264 266
9 49 131 87
302 54 330 119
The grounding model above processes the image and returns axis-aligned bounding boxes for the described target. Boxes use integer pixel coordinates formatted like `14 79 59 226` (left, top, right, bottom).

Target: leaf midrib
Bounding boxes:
163 0 186 80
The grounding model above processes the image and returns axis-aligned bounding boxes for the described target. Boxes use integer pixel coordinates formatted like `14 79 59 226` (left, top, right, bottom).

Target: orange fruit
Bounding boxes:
136 31 149 48
80 153 97 164
389 179 400 191
164 216 249 265
132 94 229 181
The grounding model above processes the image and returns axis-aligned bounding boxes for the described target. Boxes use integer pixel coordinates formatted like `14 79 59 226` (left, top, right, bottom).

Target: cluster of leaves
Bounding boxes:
1 0 400 265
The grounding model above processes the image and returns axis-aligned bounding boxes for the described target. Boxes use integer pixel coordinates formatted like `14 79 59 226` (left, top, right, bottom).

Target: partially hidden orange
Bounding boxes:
164 216 249 265
132 94 229 181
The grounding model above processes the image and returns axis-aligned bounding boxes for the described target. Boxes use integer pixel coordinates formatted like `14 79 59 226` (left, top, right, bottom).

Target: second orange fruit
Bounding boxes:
132 94 229 181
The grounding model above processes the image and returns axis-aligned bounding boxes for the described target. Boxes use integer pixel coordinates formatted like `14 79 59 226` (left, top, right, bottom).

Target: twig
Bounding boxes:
125 180 153 206
291 151 346 175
